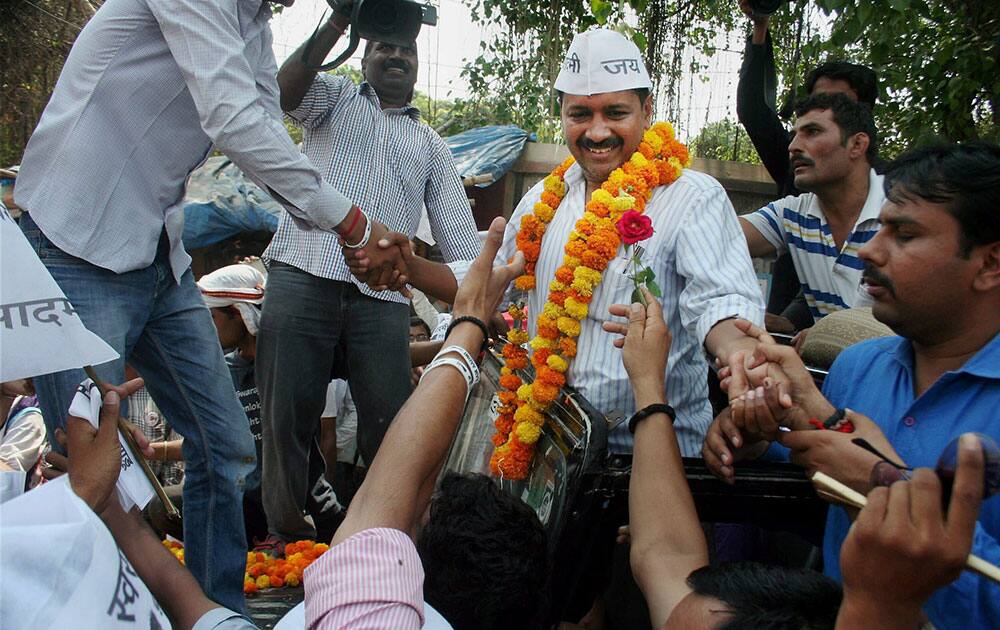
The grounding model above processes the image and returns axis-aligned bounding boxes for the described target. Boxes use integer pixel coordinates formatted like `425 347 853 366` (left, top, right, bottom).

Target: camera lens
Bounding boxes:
371 0 400 34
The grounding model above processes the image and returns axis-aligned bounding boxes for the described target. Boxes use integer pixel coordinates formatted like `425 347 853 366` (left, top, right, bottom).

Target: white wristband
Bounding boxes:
342 208 372 249
422 356 475 401
438 345 480 384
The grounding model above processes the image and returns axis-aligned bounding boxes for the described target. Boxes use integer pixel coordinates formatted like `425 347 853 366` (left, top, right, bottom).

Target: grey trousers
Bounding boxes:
256 262 411 540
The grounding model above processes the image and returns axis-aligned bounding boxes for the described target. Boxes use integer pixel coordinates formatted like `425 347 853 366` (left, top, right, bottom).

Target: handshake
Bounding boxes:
338 212 418 297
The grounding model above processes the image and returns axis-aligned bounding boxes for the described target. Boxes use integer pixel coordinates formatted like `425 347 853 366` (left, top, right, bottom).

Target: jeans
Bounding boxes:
19 213 256 613
257 262 410 541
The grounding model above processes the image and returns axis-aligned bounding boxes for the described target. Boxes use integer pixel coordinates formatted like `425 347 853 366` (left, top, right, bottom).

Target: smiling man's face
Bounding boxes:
561 89 652 190
362 40 419 106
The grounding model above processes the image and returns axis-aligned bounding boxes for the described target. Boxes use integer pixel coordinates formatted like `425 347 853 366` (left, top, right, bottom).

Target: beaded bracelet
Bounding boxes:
444 315 489 353
628 403 676 434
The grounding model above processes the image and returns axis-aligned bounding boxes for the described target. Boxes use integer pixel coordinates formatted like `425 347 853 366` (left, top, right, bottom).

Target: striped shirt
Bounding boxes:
15 0 353 282
498 164 765 455
264 75 481 304
743 169 884 319
305 528 425 629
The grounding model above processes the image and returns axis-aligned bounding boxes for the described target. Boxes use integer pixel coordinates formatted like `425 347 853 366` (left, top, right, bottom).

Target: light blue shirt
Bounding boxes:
15 0 352 281
821 333 1000 629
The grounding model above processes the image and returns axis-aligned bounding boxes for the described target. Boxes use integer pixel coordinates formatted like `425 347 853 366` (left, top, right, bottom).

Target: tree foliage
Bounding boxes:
461 0 999 158
690 118 761 163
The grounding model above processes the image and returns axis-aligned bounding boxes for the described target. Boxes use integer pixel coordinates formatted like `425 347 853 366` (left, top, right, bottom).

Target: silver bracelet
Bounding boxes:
438 345 480 384
342 208 372 249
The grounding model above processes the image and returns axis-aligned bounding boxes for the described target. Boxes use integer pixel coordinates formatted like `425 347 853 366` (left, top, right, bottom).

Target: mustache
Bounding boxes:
790 155 814 169
579 137 623 151
384 59 411 73
862 263 896 296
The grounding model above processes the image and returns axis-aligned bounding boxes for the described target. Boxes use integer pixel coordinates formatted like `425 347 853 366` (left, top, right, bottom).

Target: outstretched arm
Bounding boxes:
604 288 709 628
331 217 525 543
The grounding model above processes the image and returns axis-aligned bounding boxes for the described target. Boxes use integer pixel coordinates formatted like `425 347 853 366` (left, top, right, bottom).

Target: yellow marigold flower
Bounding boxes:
500 366 512 376
610 195 635 213
548 280 567 293
543 175 565 197
570 278 594 296
562 255 581 268
515 422 542 445
547 354 569 373
653 121 675 141
514 405 543 426
542 302 565 319
630 152 649 168
557 316 582 337
530 337 555 350
591 189 615 206
517 383 533 401
256 575 270 589
564 297 589 320
644 130 664 153
534 202 555 223
507 329 529 345
574 266 603 286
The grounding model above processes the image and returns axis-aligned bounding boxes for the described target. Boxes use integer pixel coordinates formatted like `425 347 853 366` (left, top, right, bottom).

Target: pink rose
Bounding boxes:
616 210 654 245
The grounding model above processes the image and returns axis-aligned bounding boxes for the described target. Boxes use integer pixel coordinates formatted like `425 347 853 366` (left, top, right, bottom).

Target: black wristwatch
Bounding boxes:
628 403 676 434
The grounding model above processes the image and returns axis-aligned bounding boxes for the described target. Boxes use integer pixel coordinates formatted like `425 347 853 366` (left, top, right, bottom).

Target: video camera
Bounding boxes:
308 0 438 71
747 0 789 17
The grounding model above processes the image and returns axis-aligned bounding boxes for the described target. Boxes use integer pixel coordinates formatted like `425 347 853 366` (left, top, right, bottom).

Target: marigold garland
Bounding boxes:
490 122 690 480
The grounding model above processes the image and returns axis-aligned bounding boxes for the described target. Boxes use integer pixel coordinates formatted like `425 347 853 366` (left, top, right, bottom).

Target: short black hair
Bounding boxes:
883 140 1000 256
805 61 878 107
417 473 549 630
687 562 842 630
409 316 431 337
795 92 878 162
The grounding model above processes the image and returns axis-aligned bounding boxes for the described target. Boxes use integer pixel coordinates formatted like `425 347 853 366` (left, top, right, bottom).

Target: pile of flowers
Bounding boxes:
162 539 330 594
490 122 690 480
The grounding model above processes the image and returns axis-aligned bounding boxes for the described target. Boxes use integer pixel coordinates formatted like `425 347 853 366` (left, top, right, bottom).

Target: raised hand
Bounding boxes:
66 377 146 513
603 286 671 403
452 216 524 324
837 434 984 628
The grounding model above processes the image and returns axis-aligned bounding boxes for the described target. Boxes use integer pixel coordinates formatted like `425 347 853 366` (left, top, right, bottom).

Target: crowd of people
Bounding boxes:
1 0 998 629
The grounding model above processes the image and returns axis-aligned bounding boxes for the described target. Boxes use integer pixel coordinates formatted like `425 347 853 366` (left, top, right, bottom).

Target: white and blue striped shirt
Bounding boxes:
743 169 884 318
264 75 481 304
498 164 765 455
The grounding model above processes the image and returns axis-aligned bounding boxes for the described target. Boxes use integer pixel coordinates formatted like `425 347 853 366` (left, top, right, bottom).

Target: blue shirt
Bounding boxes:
821 332 1000 629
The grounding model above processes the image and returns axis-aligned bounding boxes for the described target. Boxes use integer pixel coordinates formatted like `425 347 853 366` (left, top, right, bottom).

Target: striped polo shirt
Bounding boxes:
744 169 884 319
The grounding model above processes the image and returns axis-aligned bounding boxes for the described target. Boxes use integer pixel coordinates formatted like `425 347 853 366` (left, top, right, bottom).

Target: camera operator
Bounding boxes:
257 0 481 551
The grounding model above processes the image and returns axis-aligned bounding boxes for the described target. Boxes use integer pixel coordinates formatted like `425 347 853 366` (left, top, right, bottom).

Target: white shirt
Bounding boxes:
498 164 764 455
743 169 884 318
15 0 352 281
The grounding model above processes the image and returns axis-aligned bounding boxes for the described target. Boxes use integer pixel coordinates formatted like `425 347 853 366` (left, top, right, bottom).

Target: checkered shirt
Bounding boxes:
264 75 481 303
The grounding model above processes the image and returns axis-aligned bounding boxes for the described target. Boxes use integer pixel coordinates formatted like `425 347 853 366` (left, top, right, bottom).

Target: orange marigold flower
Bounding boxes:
514 275 536 291
549 291 566 306
555 267 575 284
580 250 609 271
565 240 587 258
559 337 578 357
499 374 522 390
532 382 559 404
531 347 552 367
506 355 528 370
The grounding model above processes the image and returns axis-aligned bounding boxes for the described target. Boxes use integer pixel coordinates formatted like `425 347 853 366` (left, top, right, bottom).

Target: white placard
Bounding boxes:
68 379 155 512
0 206 118 382
0 477 171 629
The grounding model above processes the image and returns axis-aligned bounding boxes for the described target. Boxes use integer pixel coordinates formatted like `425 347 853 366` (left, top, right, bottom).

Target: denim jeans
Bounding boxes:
19 213 256 613
256 262 410 541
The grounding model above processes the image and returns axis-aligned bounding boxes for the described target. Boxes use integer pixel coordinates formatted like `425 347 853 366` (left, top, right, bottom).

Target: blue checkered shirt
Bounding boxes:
264 75 481 303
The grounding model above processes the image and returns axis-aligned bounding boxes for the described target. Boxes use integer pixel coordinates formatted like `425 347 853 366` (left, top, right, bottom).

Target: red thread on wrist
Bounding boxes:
339 205 362 238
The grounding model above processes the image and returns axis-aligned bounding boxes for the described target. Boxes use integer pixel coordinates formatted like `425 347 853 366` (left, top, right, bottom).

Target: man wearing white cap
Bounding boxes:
495 29 766 458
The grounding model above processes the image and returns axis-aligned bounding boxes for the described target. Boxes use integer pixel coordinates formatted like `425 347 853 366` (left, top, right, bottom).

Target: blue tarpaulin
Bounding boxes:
182 125 529 248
